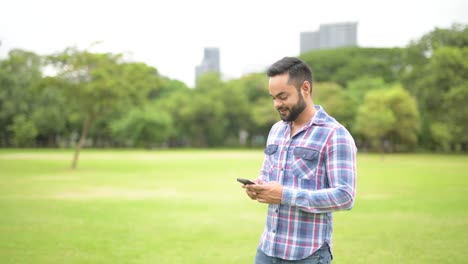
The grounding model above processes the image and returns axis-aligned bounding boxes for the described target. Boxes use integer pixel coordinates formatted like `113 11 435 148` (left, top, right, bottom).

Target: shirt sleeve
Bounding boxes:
281 126 357 213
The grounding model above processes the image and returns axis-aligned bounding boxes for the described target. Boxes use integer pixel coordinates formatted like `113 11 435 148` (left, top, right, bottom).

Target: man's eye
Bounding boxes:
271 96 287 101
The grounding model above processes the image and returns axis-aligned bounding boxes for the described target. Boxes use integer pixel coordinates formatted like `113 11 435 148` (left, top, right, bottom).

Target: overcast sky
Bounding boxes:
1 0 467 87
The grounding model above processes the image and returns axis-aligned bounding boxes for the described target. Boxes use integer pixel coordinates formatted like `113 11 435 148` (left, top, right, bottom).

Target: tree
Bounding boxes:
355 90 396 153
221 81 251 146
384 86 420 151
85 61 167 148
31 77 70 147
156 89 193 147
251 96 279 145
236 73 269 103
190 73 228 147
229 73 271 145
346 77 387 103
355 86 420 152
47 47 151 168
402 23 468 150
300 47 405 87
156 77 190 99
111 106 172 148
0 49 42 146
441 84 468 151
313 82 357 132
7 115 38 147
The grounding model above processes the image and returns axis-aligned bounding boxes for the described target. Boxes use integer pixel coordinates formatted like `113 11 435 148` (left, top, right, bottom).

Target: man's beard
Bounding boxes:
278 92 306 122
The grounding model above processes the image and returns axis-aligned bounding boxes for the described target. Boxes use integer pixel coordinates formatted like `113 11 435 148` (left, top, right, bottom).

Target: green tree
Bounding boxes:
156 77 190 99
156 89 193 147
229 73 271 145
0 49 42 146
251 96 279 144
47 47 150 168
111 106 172 148
221 82 250 146
31 77 70 147
300 47 405 87
236 73 268 103
355 86 420 152
355 90 396 152
402 23 468 150
346 77 387 103
314 82 357 132
441 84 468 151
384 86 420 151
86 61 167 148
191 73 228 147
8 115 38 147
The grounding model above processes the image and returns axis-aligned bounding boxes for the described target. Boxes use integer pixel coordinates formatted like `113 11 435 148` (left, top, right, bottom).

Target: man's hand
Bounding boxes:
242 178 262 200
245 181 283 204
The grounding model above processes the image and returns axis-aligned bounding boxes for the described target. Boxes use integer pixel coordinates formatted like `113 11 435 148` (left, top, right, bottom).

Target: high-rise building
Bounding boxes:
195 48 220 82
300 22 358 53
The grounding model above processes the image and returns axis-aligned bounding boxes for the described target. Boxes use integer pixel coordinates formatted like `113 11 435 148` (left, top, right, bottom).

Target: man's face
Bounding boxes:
269 73 306 122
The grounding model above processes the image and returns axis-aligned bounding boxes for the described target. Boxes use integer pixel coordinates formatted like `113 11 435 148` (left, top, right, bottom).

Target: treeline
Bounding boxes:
1 24 467 153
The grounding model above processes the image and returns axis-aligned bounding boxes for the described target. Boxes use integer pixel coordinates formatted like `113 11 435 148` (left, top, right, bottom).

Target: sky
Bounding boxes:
1 0 467 87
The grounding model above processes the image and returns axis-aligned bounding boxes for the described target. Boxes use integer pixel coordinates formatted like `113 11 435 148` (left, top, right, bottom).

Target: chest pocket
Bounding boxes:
264 144 278 155
292 147 320 189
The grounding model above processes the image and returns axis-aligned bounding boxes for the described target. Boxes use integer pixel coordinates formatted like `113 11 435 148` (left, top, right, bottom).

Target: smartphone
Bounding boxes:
237 178 255 185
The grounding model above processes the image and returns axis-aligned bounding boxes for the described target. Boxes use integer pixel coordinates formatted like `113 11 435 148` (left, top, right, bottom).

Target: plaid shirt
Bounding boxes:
257 105 357 260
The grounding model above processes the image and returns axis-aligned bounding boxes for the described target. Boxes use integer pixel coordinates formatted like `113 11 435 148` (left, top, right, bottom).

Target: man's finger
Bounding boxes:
246 184 264 191
246 190 257 199
246 191 257 196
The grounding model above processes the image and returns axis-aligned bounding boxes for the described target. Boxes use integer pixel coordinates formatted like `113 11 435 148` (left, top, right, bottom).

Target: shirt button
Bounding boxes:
275 209 279 213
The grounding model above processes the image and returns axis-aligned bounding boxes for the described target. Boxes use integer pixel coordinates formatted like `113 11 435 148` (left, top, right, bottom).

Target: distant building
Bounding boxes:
195 47 220 82
300 22 358 53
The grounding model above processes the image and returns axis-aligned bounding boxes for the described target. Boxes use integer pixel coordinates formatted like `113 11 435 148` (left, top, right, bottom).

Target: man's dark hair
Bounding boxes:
266 57 313 92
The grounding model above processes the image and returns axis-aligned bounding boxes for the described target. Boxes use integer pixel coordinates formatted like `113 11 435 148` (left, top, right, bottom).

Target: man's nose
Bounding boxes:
273 98 282 108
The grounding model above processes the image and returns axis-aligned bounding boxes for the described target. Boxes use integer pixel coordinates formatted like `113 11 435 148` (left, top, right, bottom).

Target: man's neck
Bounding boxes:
290 104 316 136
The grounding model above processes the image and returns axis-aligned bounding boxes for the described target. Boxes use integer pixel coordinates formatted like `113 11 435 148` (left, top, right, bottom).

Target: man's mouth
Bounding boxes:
279 108 288 115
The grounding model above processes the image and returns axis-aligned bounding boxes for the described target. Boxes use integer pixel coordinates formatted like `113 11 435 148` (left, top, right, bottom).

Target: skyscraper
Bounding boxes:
195 47 220 82
300 22 358 53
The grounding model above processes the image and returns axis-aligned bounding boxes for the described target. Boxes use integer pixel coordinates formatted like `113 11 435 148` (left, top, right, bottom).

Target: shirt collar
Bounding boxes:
310 105 328 126
283 105 328 134
282 105 328 128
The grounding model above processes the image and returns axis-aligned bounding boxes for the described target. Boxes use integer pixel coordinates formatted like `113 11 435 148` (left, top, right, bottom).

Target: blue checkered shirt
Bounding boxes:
257 105 357 260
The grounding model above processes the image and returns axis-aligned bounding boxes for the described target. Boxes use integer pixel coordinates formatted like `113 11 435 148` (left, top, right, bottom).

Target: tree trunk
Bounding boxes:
71 116 92 169
380 138 386 161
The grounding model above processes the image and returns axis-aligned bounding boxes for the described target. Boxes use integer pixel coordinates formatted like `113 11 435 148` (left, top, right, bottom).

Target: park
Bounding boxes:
1 17 467 264
0 149 467 263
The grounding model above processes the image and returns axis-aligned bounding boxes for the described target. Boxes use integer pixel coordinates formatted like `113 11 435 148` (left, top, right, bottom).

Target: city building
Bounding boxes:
300 22 358 53
195 47 220 82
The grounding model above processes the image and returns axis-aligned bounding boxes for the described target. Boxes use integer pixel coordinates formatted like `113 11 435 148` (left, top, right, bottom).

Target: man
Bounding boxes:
243 57 357 263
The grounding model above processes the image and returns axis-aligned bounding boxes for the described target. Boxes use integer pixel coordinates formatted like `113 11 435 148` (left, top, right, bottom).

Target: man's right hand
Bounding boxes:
242 179 263 200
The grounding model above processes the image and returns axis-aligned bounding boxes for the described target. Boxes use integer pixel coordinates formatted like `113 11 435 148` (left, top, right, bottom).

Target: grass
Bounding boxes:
0 149 467 263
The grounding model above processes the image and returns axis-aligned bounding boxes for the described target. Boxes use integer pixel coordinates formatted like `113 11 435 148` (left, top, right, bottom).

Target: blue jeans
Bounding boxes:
255 244 332 264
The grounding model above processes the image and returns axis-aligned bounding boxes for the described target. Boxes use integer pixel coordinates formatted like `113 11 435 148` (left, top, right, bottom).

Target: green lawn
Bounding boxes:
0 150 467 263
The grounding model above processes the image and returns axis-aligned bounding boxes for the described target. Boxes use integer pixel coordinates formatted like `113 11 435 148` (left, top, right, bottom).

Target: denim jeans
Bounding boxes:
254 244 332 264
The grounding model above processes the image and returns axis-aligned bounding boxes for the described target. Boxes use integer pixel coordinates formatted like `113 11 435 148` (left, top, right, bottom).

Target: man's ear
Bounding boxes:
302 81 312 97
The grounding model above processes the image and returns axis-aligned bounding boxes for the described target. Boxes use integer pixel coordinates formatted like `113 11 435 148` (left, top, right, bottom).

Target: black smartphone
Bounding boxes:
237 178 255 185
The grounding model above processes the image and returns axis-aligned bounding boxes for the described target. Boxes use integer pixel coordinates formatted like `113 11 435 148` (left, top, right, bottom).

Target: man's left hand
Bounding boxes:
245 181 283 204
